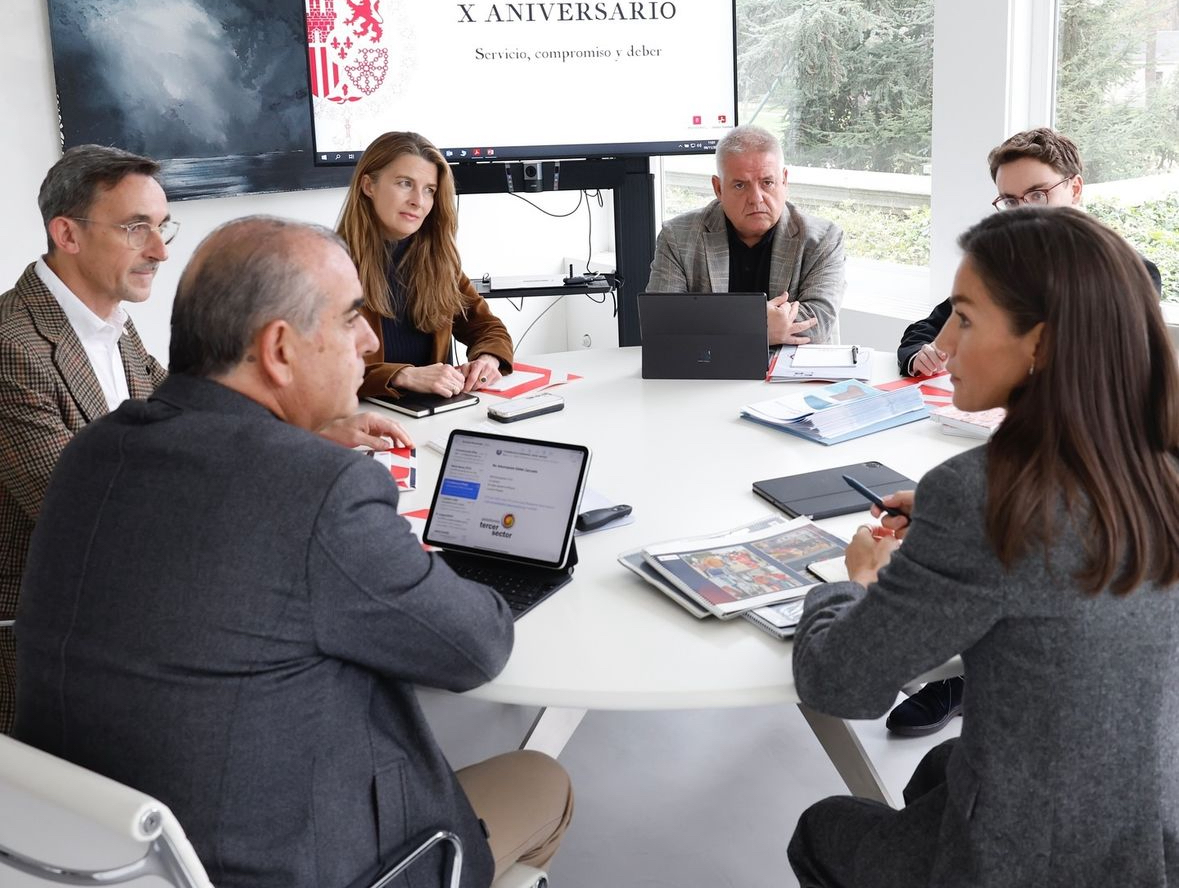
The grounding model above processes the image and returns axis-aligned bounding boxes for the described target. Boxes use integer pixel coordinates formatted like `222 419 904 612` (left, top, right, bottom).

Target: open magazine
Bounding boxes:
618 518 850 638
636 514 848 618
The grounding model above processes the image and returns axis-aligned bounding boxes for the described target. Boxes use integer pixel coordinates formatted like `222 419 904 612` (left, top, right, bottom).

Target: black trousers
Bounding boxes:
787 739 957 888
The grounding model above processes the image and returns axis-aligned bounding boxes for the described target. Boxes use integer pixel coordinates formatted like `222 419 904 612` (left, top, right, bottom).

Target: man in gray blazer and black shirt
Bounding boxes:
647 124 846 345
14 217 572 888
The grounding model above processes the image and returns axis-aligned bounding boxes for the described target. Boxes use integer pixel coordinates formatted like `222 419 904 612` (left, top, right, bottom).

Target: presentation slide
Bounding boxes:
428 436 585 562
305 1 736 161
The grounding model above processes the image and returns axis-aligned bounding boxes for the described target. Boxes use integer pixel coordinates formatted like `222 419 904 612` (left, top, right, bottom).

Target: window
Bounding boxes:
1056 0 1179 301
658 0 934 313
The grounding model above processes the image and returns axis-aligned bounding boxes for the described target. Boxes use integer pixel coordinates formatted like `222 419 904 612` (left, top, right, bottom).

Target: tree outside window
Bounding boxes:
662 0 934 271
1057 0 1179 300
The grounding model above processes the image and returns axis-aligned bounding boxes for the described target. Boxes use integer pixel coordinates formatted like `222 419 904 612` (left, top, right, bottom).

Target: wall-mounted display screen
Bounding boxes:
304 1 737 165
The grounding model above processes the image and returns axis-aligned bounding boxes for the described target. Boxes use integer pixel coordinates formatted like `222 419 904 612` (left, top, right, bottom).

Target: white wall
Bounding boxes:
0 0 619 362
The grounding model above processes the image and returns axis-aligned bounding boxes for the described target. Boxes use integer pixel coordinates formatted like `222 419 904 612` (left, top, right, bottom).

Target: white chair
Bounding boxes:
0 733 546 888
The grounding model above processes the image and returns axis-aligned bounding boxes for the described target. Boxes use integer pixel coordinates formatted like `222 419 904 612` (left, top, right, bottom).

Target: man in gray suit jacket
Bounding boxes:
0 147 412 737
647 124 845 345
14 217 572 888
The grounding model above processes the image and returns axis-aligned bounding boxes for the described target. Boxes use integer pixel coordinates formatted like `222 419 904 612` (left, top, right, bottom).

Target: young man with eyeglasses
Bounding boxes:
886 128 1162 739
898 127 1162 379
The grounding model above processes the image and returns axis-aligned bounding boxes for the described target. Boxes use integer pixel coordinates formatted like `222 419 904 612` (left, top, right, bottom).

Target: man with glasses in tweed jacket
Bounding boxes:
0 145 173 733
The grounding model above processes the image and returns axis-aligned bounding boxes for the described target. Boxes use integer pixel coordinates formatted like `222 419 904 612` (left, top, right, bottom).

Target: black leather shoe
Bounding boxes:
886 677 964 737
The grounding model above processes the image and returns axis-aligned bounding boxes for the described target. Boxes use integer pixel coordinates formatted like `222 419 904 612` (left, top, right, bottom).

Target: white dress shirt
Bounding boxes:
35 257 130 411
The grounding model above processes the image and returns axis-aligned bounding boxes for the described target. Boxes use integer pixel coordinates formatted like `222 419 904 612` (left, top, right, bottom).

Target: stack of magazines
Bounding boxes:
741 379 928 445
618 515 849 639
930 405 1005 439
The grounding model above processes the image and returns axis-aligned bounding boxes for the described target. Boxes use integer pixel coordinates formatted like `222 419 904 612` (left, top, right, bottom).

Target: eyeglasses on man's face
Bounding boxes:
991 176 1074 212
69 217 181 249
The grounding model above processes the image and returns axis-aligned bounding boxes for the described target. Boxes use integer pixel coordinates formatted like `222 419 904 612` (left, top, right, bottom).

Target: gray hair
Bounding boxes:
38 145 163 252
715 125 784 175
169 216 347 378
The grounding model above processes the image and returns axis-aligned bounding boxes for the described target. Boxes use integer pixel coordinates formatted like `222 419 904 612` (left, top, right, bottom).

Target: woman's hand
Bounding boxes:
393 363 467 396
871 490 915 540
319 413 414 449
845 525 901 586
460 354 503 392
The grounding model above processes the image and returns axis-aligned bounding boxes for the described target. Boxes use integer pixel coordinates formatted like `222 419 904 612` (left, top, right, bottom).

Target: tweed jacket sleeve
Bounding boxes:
646 201 845 343
122 320 167 399
0 274 165 521
774 206 844 345
792 451 1005 718
0 334 88 521
647 216 695 293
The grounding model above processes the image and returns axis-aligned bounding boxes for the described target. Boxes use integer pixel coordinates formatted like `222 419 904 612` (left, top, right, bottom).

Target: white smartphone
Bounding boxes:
486 392 565 423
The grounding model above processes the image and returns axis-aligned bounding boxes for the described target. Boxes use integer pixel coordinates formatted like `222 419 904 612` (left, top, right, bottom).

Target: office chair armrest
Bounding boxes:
0 735 163 843
342 828 464 888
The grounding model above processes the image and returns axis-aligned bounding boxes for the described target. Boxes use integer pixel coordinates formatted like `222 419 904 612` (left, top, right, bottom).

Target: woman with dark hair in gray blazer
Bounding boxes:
789 206 1179 887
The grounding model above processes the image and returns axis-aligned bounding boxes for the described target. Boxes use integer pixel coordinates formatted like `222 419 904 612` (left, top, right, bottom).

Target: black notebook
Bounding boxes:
364 391 478 418
752 461 915 520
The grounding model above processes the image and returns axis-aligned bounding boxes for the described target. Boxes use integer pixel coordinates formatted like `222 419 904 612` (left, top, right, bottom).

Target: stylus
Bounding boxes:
841 474 906 517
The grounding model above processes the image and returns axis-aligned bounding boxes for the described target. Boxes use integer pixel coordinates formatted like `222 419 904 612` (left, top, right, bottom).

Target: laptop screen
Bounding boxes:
423 430 591 569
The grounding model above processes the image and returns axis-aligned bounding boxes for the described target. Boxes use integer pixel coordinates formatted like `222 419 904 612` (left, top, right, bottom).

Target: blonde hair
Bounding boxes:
336 132 465 332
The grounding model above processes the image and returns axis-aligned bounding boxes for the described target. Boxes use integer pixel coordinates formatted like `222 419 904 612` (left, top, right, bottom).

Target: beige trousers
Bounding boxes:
456 749 574 881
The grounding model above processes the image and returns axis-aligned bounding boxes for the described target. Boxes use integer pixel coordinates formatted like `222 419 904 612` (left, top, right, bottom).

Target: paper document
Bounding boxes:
369 446 418 491
807 556 850 583
427 421 500 455
767 345 873 382
790 346 857 367
479 362 579 399
575 488 635 536
399 507 431 546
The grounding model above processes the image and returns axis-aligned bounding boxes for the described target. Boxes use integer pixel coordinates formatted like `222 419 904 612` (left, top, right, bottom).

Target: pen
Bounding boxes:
841 474 905 517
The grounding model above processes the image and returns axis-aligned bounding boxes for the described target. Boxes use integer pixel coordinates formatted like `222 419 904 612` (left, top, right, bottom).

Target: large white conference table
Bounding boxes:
378 346 974 807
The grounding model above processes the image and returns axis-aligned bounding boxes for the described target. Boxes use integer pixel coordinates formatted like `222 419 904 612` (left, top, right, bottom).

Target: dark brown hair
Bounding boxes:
38 145 162 253
336 132 464 332
960 207 1179 594
987 127 1083 182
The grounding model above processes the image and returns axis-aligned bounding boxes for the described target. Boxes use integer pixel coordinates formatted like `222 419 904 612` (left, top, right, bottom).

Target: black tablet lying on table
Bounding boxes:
753 461 916 520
